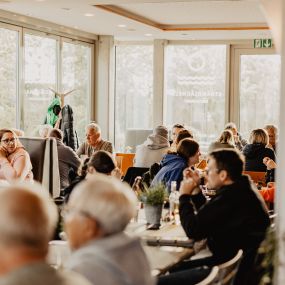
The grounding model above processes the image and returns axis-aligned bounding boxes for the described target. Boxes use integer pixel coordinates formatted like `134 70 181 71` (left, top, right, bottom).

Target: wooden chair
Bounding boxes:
243 171 267 186
217 249 243 285
196 266 219 285
115 153 135 176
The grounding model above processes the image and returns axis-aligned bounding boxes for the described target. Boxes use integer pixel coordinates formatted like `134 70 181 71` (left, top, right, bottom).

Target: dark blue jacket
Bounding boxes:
151 153 188 192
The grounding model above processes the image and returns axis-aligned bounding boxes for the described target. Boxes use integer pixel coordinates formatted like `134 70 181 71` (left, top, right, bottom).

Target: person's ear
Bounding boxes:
88 166 96 174
219 170 228 182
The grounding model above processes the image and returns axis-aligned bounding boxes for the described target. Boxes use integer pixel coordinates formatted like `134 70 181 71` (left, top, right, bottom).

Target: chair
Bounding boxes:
243 171 266 186
217 249 243 285
115 153 135 176
123 167 149 187
20 137 60 198
196 266 219 285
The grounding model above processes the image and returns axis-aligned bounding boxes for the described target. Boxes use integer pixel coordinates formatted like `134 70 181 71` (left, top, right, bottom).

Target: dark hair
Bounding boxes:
49 128 63 140
176 129 193 144
209 149 244 181
177 138 199 160
88 151 116 174
173 124 184 129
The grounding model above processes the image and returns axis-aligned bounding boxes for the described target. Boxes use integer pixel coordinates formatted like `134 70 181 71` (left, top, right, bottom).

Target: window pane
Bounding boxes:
24 33 57 135
115 45 153 152
239 54 281 139
0 27 18 128
165 45 227 152
62 42 91 143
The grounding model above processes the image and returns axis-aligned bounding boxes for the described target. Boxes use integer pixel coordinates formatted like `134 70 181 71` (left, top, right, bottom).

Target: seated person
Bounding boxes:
76 123 113 157
170 124 185 146
49 128 81 190
264 124 278 151
86 150 121 179
158 149 270 285
134 125 170 168
225 122 247 151
65 175 155 285
208 129 235 153
151 138 200 193
0 129 33 183
243 129 275 172
0 183 91 285
170 129 193 152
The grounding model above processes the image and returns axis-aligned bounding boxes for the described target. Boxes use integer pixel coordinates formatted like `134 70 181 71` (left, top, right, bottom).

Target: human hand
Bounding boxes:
263 157 276 169
179 167 201 196
0 146 7 158
111 167 122 179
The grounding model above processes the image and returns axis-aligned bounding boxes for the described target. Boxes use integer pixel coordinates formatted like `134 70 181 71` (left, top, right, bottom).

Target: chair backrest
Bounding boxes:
20 137 60 198
217 249 243 285
196 266 219 285
123 167 149 187
243 171 266 186
115 153 135 176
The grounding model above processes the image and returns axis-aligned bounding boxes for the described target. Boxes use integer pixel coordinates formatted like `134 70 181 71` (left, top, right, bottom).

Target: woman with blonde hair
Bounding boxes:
243 128 275 172
0 128 33 182
208 130 235 153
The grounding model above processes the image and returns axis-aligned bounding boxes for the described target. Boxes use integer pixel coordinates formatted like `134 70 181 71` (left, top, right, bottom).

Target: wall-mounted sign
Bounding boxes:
254 39 273 48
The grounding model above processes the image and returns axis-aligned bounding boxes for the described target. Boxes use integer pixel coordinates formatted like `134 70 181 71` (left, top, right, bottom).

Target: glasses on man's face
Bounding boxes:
1 138 16 145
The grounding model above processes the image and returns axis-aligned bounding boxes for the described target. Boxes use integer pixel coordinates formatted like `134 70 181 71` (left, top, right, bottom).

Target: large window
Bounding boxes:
24 33 57 136
239 54 281 139
0 27 18 128
164 45 227 151
115 45 153 152
62 41 92 142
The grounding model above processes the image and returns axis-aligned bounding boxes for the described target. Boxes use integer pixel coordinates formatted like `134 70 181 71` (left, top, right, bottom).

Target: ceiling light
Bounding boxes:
84 13 94 17
144 33 152 37
118 24 126 28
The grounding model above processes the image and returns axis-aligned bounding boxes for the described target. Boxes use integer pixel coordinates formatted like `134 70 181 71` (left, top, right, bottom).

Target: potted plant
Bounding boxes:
138 183 168 229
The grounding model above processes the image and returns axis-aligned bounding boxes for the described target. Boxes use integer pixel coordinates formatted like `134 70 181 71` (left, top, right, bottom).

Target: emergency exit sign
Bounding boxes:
254 39 272 48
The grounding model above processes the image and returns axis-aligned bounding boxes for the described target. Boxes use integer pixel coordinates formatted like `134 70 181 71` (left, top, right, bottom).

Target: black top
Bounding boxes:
179 175 270 264
243 143 275 172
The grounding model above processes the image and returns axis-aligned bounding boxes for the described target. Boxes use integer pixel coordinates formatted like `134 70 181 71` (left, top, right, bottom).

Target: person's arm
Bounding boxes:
106 142 113 154
76 142 85 156
0 152 30 183
68 149 81 170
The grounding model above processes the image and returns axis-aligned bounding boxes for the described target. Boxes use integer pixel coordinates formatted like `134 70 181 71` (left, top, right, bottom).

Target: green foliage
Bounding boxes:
138 183 168 206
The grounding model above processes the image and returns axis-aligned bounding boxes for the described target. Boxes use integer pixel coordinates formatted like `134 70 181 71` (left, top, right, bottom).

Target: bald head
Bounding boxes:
0 184 58 251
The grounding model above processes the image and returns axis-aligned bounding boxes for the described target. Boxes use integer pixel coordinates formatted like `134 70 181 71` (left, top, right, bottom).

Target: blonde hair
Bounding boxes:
218 130 234 145
249 129 268 145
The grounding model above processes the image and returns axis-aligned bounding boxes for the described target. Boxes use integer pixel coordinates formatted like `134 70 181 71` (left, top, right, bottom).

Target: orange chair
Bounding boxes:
243 171 267 186
115 153 135 176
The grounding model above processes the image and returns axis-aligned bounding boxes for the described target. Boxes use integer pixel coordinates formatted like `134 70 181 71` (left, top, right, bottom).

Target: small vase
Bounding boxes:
144 204 163 228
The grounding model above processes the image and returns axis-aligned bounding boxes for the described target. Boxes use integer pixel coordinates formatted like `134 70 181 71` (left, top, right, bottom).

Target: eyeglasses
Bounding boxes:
1 138 16 145
204 168 220 175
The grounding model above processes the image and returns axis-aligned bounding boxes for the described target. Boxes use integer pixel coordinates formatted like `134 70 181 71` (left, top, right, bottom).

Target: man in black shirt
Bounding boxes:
158 149 270 285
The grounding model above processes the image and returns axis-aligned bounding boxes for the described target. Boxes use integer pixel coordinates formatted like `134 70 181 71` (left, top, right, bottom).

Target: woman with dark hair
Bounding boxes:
0 128 33 182
151 138 200 192
87 150 121 178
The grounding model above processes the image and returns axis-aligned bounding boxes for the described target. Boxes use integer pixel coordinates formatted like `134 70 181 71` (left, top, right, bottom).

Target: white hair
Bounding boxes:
0 182 58 248
68 174 136 235
86 123 101 133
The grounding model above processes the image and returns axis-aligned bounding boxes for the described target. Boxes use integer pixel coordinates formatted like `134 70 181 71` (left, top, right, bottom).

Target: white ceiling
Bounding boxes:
0 0 272 40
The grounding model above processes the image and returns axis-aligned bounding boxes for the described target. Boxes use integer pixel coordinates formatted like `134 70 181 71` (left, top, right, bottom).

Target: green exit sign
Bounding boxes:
254 39 273 48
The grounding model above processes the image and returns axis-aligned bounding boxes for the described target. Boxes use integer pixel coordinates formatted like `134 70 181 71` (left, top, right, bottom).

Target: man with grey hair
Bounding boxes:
0 183 91 285
76 123 113 157
65 174 154 285
264 124 278 151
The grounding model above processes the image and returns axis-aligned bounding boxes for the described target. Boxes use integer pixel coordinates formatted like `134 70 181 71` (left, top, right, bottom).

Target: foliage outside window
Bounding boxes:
115 45 153 152
62 41 91 143
239 54 281 139
0 28 18 128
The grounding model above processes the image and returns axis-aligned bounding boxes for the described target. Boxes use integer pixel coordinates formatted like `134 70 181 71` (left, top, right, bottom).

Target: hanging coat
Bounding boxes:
45 96 61 127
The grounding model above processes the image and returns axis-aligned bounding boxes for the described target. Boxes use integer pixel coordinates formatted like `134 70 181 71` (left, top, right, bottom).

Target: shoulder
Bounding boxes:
59 270 92 285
